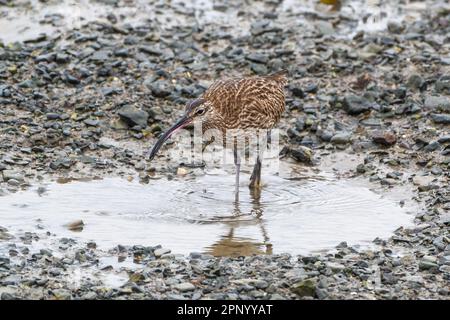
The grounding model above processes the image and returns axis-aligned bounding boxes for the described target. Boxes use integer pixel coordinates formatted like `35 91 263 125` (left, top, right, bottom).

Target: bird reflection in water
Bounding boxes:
205 187 272 257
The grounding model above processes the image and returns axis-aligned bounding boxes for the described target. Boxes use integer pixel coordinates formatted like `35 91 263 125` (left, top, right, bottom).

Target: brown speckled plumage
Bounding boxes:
199 70 287 132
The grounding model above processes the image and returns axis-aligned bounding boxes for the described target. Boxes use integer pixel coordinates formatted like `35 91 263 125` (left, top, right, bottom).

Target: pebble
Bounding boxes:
118 106 149 128
290 146 313 164
331 132 352 145
431 113 450 124
174 282 196 292
154 248 171 258
371 131 397 146
424 95 450 112
342 95 372 115
291 279 316 297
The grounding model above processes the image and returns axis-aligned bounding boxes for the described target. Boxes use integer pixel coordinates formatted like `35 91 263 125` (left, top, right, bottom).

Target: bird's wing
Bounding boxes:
202 75 286 129
202 78 240 117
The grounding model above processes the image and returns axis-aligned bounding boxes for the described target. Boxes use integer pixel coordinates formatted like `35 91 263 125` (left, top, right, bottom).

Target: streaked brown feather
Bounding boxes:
201 71 287 132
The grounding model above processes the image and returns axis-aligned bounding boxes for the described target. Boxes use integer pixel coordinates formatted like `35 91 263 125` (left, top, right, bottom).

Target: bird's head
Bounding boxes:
148 97 212 161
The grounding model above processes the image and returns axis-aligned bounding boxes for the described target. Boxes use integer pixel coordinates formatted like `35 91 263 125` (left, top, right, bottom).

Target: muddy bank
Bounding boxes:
0 0 449 299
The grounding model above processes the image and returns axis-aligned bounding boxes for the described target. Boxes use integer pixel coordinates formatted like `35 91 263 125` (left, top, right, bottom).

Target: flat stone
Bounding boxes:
331 132 352 144
2 170 24 182
424 95 450 112
431 113 450 124
343 95 372 115
290 146 313 164
291 279 316 297
118 105 149 127
246 52 269 64
327 262 345 272
438 135 450 144
412 176 436 191
371 131 397 146
419 260 439 271
174 282 195 292
154 248 171 257
315 21 334 36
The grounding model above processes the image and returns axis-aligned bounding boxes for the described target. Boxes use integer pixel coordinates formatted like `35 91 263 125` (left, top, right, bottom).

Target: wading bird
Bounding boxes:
148 70 287 199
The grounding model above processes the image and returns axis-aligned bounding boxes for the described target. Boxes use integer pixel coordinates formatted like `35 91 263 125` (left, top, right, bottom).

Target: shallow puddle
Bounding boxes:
0 171 415 256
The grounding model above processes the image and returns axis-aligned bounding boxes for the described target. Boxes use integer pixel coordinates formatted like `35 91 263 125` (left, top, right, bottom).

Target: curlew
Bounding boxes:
148 70 287 198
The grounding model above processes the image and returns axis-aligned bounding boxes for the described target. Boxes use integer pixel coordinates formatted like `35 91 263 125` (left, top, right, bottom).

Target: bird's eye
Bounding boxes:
196 108 205 115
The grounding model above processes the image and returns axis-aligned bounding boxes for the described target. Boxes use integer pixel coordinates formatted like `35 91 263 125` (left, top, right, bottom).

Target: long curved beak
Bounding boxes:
148 115 191 161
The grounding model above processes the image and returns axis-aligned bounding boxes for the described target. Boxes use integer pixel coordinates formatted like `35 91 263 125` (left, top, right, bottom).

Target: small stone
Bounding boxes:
412 176 436 191
149 80 172 98
290 146 313 164
154 248 171 257
7 179 20 186
50 157 73 170
118 105 149 128
52 289 72 300
342 95 372 115
46 113 61 120
371 131 397 146
251 63 268 75
290 85 304 98
431 113 450 124
270 293 286 300
174 282 195 292
326 262 345 272
81 292 97 300
433 236 447 251
424 141 441 152
356 164 367 174
84 119 99 127
291 279 316 297
438 135 450 144
246 52 269 64
424 96 450 112
331 132 351 145
315 21 334 36
419 258 439 271
435 76 450 94
406 74 424 90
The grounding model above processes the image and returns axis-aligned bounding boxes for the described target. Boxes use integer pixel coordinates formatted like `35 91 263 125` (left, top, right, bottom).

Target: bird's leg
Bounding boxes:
249 156 262 189
233 145 241 203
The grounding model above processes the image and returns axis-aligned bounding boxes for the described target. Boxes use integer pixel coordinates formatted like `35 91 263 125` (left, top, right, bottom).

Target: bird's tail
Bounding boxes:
266 69 288 85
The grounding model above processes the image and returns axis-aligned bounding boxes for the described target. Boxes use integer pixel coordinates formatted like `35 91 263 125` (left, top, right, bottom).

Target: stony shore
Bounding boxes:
0 0 449 299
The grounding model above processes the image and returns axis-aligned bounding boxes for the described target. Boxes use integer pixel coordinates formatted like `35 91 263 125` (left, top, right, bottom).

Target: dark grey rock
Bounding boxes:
435 76 450 94
343 95 372 115
118 105 149 127
246 53 269 64
290 146 313 164
438 135 450 144
50 157 73 170
291 279 316 297
406 74 424 90
331 132 351 144
148 80 172 98
2 170 24 182
425 96 450 112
